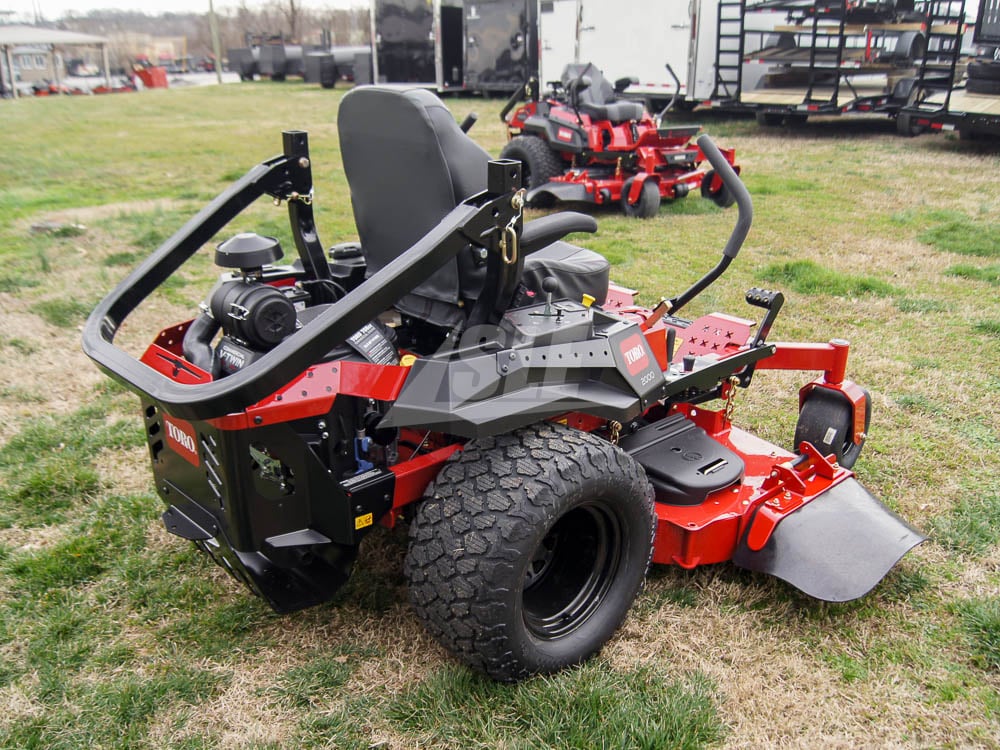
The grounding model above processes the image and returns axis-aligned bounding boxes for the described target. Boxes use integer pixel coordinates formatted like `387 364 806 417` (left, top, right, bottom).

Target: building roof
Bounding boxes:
0 24 108 47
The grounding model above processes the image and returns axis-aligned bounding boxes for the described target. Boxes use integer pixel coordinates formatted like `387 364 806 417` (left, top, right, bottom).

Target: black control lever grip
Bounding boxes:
696 134 752 260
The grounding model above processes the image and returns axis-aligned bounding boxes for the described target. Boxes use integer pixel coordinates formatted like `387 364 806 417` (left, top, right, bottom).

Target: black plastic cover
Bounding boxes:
619 413 745 505
215 232 283 269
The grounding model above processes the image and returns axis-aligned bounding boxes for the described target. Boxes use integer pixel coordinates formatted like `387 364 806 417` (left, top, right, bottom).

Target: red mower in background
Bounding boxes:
500 62 739 217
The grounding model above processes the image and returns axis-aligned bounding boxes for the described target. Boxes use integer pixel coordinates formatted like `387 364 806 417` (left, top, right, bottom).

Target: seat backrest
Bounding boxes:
338 86 492 327
561 62 615 107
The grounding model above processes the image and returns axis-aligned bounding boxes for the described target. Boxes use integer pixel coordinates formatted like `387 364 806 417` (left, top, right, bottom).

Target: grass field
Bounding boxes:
0 81 998 749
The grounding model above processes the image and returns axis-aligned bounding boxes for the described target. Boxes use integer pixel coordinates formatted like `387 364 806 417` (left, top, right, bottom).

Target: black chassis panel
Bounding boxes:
144 396 389 612
381 301 664 436
521 114 587 154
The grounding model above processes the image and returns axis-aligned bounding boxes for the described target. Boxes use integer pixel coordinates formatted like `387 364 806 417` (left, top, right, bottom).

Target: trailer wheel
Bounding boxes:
793 387 871 469
621 178 661 218
499 135 564 205
756 111 785 127
405 423 655 682
896 111 921 137
700 169 735 208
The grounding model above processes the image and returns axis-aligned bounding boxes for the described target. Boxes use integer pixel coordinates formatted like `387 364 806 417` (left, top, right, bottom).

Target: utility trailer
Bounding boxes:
536 0 778 110
370 0 537 93
901 0 1000 138
704 0 967 129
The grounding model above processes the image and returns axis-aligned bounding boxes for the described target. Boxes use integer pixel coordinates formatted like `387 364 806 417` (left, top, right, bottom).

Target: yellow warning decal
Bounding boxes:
355 513 373 530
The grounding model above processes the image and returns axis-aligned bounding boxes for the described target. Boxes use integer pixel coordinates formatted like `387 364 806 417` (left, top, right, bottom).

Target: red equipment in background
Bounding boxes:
500 63 739 217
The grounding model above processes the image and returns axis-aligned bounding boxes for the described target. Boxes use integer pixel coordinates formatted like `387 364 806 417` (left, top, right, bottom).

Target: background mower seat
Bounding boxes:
338 86 610 329
562 63 646 125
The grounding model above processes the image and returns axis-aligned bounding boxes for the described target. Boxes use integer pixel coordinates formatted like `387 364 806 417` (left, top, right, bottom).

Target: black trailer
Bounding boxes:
370 0 536 93
901 0 1000 139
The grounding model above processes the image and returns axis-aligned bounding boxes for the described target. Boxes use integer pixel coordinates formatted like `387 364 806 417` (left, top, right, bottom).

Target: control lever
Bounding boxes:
530 277 563 318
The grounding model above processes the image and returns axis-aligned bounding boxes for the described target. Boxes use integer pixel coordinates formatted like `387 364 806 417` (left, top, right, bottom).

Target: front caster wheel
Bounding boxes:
700 169 736 208
405 423 655 682
621 177 661 218
794 387 871 469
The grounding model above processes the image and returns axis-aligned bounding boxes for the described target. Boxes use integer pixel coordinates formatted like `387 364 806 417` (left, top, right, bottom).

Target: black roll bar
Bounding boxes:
82 133 523 421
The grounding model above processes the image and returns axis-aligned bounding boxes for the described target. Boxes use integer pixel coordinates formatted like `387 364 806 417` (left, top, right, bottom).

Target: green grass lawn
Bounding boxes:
0 81 998 748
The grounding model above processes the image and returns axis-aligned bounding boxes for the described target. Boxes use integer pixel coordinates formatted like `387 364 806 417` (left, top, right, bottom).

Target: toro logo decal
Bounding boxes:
163 415 200 467
620 334 650 376
556 127 574 142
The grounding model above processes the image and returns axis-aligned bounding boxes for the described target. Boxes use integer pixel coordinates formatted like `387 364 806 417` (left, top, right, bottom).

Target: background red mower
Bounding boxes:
500 62 739 217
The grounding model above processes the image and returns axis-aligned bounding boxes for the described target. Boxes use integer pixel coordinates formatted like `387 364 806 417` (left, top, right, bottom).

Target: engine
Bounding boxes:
181 232 312 377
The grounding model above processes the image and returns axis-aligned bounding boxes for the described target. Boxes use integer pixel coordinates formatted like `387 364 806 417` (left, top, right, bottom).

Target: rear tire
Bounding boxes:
620 177 661 218
793 387 871 469
499 135 565 206
405 423 655 682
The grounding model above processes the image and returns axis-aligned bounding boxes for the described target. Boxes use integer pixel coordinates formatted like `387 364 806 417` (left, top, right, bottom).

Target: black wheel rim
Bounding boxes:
522 501 623 639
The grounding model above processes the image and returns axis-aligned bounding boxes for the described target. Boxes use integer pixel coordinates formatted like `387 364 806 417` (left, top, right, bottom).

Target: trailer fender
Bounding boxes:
733 477 924 602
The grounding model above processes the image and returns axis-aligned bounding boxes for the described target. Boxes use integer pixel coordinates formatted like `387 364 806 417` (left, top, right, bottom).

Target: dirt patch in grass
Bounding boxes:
93 446 154 498
27 199 187 229
0 321 103 446
0 523 67 553
0 683 44 731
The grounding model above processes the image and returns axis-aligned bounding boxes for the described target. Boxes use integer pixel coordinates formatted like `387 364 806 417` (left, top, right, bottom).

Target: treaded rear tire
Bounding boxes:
499 135 565 206
405 422 655 682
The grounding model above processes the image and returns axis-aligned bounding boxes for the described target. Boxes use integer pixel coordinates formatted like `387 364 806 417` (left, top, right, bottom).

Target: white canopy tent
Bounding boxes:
0 25 110 98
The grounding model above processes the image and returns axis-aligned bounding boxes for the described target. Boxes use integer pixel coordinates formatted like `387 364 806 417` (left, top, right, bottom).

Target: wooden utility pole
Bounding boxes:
209 0 223 85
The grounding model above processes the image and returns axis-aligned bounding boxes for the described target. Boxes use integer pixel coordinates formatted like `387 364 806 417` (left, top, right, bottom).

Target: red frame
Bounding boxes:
140 285 869 572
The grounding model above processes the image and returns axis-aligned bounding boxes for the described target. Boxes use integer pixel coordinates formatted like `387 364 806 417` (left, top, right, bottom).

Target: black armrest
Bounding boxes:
614 76 638 94
521 212 598 255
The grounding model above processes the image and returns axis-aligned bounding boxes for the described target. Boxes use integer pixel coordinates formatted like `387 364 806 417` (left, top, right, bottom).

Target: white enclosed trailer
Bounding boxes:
537 0 775 108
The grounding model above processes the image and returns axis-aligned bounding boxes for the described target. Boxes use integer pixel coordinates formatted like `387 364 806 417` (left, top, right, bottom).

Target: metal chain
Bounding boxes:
608 420 622 446
724 375 740 423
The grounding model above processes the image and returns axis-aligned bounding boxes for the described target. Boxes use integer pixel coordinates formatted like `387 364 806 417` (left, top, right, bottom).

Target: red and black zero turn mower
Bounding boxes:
498 63 739 217
84 86 921 682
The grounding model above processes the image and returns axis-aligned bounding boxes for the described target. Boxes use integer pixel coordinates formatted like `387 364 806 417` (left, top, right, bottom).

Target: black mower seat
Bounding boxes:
338 86 610 328
562 63 646 124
